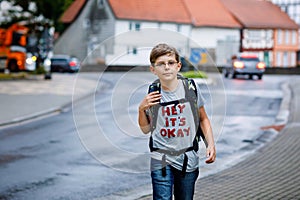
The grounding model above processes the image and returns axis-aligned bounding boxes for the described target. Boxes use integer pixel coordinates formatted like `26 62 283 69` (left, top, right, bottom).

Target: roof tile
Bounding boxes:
62 0 299 30
183 0 241 28
220 0 299 29
60 0 87 23
108 0 191 24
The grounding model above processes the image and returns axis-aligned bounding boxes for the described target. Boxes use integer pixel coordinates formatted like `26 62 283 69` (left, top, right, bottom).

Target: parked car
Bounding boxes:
50 55 80 73
223 54 266 80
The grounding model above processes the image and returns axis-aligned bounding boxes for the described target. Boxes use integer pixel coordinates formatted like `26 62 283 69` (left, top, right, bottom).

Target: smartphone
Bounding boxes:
148 84 160 103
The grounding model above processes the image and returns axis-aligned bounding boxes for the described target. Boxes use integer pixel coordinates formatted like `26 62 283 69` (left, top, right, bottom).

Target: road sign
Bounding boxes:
189 48 207 64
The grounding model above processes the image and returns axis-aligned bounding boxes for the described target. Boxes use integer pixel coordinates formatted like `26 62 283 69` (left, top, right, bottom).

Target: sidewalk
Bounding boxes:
0 72 209 127
192 78 300 199
0 73 99 127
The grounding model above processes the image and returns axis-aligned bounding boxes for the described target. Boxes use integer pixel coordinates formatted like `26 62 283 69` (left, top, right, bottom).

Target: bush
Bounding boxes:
180 70 208 79
29 66 46 75
0 72 27 80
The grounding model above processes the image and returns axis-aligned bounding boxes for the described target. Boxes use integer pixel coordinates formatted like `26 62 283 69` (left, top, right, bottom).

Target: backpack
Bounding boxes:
147 74 207 176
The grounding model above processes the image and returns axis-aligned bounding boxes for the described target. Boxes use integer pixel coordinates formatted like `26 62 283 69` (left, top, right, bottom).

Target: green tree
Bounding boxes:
1 0 74 33
34 0 74 32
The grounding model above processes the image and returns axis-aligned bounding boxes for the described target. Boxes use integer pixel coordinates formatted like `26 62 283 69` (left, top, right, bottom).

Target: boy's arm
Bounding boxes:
138 107 151 134
198 106 216 164
138 91 161 134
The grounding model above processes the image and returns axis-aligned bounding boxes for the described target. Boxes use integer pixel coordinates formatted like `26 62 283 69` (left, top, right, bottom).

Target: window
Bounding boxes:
283 52 288 67
292 31 297 45
291 52 296 66
276 52 282 67
158 22 162 29
97 0 104 8
177 24 181 32
135 23 141 31
285 30 290 44
127 47 137 54
129 22 141 31
132 47 137 54
277 30 282 44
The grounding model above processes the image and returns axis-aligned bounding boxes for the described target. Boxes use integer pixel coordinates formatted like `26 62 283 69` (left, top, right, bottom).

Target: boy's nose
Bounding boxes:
164 63 170 69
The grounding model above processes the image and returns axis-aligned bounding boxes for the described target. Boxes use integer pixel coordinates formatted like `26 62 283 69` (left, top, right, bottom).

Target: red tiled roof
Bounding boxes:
108 0 191 24
60 0 87 23
220 0 299 29
183 0 241 28
61 0 299 30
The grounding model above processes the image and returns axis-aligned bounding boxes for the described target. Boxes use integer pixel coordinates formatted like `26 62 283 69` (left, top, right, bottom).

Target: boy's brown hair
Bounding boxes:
149 43 180 65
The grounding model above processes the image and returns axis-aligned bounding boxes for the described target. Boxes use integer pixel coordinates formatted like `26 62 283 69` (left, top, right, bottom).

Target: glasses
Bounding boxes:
154 60 178 68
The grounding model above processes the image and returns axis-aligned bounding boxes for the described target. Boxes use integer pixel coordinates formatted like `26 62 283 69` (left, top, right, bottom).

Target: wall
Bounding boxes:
273 29 299 67
53 0 94 61
190 27 240 48
105 21 192 66
190 27 240 67
85 0 116 64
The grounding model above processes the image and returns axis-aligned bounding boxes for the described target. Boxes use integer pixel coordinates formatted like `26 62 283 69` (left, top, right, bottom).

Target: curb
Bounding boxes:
275 82 291 125
0 76 211 128
0 107 62 127
0 90 96 128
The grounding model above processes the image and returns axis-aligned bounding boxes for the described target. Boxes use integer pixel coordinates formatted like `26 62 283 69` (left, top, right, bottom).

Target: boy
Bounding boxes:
138 43 216 200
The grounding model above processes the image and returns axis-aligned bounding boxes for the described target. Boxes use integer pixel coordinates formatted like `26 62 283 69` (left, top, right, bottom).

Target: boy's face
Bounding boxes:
150 54 181 82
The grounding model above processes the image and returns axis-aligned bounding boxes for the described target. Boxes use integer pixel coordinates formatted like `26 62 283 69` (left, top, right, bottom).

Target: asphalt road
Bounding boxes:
0 72 289 200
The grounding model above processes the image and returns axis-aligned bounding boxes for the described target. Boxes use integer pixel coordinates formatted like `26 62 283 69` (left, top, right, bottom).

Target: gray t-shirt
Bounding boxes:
150 79 205 172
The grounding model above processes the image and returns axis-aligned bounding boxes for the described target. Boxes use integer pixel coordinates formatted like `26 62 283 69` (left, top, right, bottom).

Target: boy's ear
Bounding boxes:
150 65 156 75
177 62 182 71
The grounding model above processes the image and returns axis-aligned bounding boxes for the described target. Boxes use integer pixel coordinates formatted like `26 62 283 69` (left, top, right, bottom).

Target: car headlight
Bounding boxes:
26 56 37 65
44 59 51 66
26 57 33 65
44 58 51 71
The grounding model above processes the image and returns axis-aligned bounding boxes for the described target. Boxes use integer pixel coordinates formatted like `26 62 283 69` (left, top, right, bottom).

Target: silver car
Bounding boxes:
223 54 266 80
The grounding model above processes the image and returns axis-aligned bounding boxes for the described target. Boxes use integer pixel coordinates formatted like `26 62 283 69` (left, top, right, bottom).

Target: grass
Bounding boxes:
180 70 208 79
28 66 46 75
0 66 47 80
0 72 28 80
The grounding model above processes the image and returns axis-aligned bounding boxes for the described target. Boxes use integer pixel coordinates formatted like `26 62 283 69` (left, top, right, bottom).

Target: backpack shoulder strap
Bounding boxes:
181 76 208 147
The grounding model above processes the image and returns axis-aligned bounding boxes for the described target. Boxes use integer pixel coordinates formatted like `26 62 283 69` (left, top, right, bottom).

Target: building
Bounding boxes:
271 0 300 25
55 0 299 68
270 0 300 65
222 0 299 67
183 0 241 67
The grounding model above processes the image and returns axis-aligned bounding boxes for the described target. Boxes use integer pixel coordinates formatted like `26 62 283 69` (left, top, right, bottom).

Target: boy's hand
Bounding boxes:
205 145 216 164
139 91 161 111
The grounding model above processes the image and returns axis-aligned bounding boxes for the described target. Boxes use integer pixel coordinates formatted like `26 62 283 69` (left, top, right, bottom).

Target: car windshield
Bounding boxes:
51 58 68 63
70 58 78 62
240 57 259 62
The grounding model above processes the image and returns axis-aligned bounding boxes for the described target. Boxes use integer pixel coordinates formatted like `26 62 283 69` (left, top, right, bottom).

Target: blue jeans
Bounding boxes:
151 159 199 200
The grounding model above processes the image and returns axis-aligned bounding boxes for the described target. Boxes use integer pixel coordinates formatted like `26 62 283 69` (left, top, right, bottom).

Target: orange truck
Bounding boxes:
0 23 37 72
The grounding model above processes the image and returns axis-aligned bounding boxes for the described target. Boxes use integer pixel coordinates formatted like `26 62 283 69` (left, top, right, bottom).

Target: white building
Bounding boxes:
56 0 299 68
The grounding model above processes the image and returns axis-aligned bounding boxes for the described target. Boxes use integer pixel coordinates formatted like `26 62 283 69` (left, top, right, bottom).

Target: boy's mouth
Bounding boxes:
163 72 173 76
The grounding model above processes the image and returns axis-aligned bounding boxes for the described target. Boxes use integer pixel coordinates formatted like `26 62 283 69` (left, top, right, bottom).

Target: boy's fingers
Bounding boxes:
148 93 161 104
205 149 216 164
205 156 214 163
149 91 160 97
